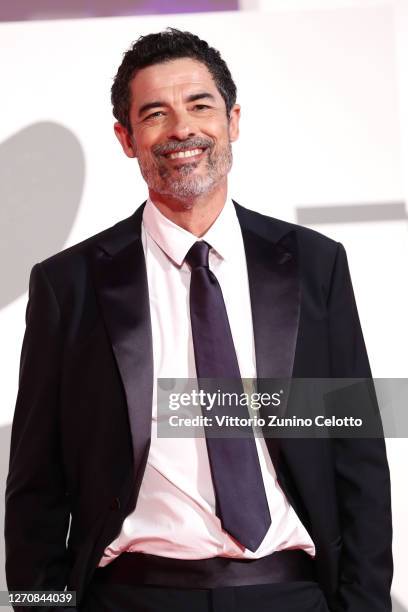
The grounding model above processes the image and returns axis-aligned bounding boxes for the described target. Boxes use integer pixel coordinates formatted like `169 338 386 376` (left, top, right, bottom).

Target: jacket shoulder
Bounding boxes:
234 201 340 254
36 204 143 272
39 216 129 267
31 208 142 299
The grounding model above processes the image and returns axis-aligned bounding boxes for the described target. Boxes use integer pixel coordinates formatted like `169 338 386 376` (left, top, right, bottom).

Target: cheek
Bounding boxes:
132 129 156 156
134 144 153 162
205 121 231 143
135 144 161 169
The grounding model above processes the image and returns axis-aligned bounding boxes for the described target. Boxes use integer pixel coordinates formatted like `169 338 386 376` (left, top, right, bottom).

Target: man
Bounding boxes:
5 28 392 612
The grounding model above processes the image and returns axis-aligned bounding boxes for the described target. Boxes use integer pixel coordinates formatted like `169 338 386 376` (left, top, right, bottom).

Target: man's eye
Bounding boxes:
145 111 165 120
193 104 210 111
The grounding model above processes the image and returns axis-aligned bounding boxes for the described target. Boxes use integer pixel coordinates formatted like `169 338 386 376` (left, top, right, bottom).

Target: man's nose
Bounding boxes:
167 110 196 141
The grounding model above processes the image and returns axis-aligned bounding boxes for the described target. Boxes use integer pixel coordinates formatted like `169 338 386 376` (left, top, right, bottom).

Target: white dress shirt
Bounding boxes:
99 197 315 565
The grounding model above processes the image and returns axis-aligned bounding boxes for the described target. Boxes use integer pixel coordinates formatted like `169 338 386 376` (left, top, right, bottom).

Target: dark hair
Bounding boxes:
111 28 237 133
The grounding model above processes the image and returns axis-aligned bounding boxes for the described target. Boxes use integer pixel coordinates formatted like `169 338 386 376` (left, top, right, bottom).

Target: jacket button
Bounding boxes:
110 497 121 510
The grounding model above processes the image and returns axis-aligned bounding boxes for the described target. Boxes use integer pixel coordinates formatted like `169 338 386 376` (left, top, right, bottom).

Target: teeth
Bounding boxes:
168 148 202 160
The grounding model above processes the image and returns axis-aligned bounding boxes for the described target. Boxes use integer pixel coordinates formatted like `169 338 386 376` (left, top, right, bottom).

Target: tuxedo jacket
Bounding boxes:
5 202 392 612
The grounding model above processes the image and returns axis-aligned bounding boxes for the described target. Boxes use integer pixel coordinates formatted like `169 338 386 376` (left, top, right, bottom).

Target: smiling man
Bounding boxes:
5 29 392 612
113 49 239 233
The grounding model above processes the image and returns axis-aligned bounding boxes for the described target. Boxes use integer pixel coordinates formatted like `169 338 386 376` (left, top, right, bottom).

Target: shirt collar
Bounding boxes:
142 195 241 266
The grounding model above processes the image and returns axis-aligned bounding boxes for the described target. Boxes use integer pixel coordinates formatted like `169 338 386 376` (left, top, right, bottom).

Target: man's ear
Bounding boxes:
113 122 137 158
228 104 240 143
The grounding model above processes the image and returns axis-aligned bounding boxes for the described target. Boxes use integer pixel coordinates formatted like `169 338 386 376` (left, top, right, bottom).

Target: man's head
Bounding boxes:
112 29 240 205
111 28 237 134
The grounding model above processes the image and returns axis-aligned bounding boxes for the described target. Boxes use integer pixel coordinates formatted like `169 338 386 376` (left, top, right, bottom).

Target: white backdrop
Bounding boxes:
1 1 407 607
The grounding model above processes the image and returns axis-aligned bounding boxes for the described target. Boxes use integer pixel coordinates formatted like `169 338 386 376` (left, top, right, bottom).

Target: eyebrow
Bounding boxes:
138 92 216 117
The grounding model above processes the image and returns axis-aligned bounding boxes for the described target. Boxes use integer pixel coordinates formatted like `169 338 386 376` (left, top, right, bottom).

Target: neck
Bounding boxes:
148 180 228 237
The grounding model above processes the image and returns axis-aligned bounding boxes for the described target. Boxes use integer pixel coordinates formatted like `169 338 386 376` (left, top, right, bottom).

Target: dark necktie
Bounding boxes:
186 240 271 552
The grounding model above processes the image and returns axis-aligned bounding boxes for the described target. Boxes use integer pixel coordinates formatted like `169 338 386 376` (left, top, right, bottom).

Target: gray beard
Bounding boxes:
138 143 233 205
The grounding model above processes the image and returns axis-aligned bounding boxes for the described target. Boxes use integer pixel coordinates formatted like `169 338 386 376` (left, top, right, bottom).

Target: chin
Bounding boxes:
156 177 216 202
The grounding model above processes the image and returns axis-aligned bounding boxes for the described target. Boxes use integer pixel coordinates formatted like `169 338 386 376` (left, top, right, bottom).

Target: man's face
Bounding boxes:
114 58 240 202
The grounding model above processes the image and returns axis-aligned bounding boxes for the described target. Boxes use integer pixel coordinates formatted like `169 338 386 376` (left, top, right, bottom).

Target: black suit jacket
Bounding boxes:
5 201 392 611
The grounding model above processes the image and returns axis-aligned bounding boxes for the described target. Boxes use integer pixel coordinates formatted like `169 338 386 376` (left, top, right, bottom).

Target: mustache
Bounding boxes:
153 137 213 156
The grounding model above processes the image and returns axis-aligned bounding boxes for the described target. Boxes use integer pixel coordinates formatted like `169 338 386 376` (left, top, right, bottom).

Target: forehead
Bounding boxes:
129 58 221 106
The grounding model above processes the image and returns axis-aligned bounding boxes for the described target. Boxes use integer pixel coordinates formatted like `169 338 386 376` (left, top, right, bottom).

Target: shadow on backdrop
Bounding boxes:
0 121 85 310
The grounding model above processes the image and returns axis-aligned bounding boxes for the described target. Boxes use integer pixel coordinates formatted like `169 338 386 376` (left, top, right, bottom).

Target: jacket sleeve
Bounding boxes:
327 243 393 612
4 263 74 612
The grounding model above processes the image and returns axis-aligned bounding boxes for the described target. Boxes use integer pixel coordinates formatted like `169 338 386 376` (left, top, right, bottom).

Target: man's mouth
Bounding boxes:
161 145 208 165
165 148 205 160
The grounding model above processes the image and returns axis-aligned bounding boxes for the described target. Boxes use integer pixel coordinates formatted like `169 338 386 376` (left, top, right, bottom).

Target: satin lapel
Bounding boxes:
92 205 153 491
235 204 300 379
234 203 301 463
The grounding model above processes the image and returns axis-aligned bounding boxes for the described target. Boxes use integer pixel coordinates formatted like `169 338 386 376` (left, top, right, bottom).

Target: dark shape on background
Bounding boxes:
0 122 85 309
296 201 407 225
0 0 238 22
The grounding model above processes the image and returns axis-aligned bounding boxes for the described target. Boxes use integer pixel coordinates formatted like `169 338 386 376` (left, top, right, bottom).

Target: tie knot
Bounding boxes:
185 241 210 269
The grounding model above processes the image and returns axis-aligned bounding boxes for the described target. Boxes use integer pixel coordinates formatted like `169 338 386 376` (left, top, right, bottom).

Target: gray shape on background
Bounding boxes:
296 201 407 225
0 121 85 309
